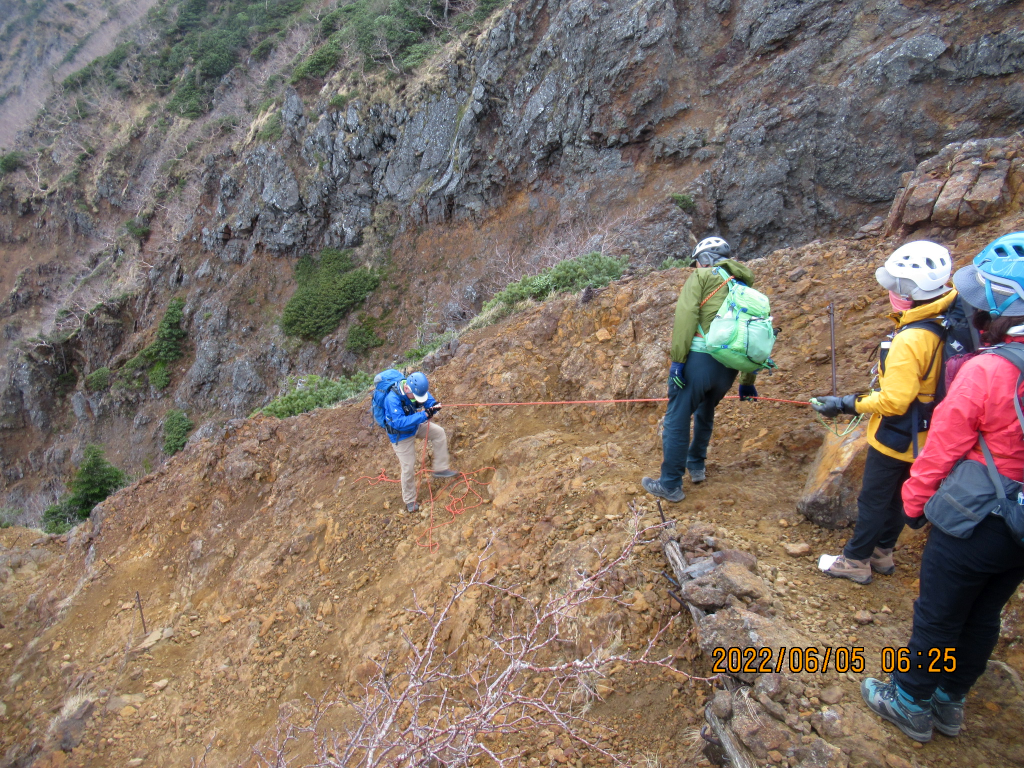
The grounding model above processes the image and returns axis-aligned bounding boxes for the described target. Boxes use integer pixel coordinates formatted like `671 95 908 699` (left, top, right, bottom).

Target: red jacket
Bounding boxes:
902 341 1024 519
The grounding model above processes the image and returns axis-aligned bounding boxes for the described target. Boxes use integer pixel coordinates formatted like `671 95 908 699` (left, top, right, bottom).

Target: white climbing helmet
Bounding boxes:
692 237 732 267
875 241 952 300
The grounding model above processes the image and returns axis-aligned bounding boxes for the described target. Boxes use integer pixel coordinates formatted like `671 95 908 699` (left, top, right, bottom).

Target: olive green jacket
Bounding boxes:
670 259 759 386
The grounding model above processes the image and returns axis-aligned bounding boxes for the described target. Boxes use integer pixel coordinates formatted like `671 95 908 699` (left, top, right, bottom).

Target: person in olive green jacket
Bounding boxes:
642 237 759 503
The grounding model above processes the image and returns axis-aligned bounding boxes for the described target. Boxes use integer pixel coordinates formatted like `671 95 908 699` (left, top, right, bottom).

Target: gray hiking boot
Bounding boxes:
870 546 896 575
406 502 420 513
432 468 459 479
641 477 685 503
822 554 873 584
931 688 965 737
862 678 933 743
689 467 706 484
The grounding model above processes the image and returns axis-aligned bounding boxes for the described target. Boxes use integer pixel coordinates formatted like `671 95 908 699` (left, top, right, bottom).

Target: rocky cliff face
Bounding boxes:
2 0 1024 516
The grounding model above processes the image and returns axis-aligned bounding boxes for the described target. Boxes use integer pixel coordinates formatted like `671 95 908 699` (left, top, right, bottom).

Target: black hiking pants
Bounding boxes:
843 446 911 561
658 351 737 491
894 514 1024 699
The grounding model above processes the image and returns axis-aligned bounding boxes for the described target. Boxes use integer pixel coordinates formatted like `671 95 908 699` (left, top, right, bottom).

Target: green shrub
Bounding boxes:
149 361 171 389
251 38 275 61
346 315 385 354
163 409 194 454
659 256 691 270
168 79 207 119
85 367 111 391
292 38 341 82
400 41 438 70
327 92 352 111
485 252 628 310
257 112 284 142
0 151 24 175
404 330 457 362
125 217 151 241
41 500 79 535
254 372 372 418
670 193 696 212
280 249 380 341
42 445 126 534
0 506 20 528
146 298 187 363
55 370 78 397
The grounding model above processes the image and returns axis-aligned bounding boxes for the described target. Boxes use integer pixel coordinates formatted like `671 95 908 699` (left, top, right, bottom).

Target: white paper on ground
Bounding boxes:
818 554 839 571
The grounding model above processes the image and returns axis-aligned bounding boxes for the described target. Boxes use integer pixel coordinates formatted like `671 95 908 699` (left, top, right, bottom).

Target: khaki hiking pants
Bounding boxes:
392 422 450 506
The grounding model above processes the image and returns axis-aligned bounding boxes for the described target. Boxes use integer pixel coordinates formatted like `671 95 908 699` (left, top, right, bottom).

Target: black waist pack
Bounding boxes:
923 439 1022 541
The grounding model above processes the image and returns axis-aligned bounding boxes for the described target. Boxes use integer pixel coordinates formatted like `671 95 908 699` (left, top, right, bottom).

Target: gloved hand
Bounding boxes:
669 362 686 396
903 512 928 530
809 394 858 418
739 384 758 401
425 405 441 419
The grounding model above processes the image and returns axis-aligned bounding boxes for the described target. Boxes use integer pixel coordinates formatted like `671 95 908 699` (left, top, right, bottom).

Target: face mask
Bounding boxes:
889 291 914 312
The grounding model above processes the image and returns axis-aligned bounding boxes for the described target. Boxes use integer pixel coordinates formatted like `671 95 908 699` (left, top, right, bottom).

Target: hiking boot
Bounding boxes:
689 467 706 484
406 502 420 513
641 477 685 503
931 688 965 737
432 469 459 479
870 546 896 575
861 678 933 743
822 554 873 585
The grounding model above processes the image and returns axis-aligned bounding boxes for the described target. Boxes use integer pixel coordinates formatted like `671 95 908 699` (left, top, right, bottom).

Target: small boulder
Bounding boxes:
854 610 874 625
782 542 811 557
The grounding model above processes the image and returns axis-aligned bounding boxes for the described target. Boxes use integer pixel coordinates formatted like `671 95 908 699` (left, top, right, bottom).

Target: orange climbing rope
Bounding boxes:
356 393 811 550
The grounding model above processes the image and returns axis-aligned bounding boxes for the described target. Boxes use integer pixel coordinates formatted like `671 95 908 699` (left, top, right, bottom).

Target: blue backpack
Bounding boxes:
372 369 405 433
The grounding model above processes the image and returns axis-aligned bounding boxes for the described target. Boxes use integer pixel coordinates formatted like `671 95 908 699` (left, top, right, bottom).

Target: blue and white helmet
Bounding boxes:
404 372 430 403
953 232 1024 317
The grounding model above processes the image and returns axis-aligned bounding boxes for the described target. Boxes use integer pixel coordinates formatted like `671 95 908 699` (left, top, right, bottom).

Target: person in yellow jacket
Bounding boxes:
811 241 955 584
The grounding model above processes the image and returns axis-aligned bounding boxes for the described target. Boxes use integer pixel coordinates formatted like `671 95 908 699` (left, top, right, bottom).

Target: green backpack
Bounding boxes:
699 268 776 373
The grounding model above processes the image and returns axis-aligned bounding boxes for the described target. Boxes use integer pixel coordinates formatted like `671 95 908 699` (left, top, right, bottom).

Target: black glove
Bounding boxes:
424 405 441 419
903 512 928 530
809 394 858 418
738 384 758 401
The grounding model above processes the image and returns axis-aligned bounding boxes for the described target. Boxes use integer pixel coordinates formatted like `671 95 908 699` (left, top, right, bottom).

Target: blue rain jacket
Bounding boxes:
382 386 438 443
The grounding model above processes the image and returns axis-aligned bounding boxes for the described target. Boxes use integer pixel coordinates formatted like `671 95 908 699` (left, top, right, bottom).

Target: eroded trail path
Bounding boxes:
2 235 1023 768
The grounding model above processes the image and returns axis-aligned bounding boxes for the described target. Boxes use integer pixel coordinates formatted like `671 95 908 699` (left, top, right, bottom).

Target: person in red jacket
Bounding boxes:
860 232 1024 743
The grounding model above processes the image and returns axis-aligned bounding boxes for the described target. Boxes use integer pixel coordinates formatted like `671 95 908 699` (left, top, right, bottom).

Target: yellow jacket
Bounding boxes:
855 290 958 462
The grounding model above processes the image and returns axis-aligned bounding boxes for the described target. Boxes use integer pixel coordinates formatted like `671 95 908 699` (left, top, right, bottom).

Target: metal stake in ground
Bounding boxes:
135 591 147 635
828 302 837 397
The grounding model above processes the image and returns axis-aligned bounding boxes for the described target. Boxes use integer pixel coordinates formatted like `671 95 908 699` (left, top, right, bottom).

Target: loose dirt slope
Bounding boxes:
2 222 1024 768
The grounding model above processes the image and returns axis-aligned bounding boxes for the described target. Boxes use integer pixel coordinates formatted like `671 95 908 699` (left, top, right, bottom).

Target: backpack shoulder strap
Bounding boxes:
989 344 1024 436
977 433 1009 500
899 318 944 336
699 270 733 309
892 319 946 381
990 343 1024 372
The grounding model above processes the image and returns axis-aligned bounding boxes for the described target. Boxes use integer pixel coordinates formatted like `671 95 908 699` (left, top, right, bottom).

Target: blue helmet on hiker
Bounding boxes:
693 237 731 267
404 372 430 403
953 232 1024 317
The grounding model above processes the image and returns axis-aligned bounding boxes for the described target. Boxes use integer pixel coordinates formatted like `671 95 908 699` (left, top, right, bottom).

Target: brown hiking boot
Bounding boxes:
870 547 896 575
822 555 873 585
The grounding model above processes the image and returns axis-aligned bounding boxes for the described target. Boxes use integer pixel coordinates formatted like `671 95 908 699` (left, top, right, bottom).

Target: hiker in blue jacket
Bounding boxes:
382 372 458 512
